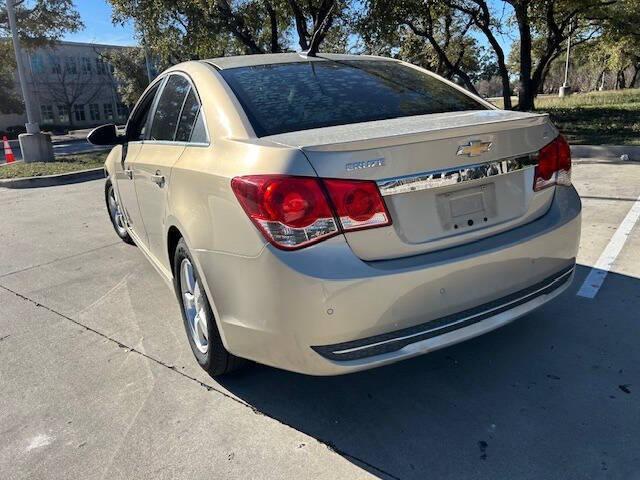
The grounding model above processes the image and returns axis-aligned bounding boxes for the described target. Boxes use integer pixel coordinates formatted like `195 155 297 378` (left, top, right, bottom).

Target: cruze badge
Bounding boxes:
346 158 385 172
457 140 493 157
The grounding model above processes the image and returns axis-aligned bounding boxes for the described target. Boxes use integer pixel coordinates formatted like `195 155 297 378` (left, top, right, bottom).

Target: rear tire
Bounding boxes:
105 180 134 245
173 238 246 376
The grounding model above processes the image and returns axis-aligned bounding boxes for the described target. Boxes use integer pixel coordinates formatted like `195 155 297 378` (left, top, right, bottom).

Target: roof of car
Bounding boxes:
202 52 397 70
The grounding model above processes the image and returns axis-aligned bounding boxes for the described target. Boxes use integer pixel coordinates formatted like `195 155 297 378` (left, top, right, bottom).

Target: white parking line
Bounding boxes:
577 194 640 298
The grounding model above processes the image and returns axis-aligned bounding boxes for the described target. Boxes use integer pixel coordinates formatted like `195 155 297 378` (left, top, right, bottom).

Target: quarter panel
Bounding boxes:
168 139 318 257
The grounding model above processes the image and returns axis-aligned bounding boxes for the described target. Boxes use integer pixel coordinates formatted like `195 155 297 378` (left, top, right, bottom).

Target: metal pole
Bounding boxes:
143 44 154 83
140 28 154 83
559 20 573 97
6 0 40 134
563 22 573 87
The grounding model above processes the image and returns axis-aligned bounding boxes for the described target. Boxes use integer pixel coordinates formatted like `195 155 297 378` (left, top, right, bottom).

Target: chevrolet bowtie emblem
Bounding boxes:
456 140 493 157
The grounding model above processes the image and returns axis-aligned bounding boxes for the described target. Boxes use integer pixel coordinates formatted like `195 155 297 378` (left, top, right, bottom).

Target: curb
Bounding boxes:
0 167 105 189
571 145 640 161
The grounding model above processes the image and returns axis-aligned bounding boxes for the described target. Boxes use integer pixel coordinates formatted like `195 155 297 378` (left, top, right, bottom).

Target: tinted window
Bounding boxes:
190 111 208 144
127 83 161 141
220 60 486 137
175 88 201 142
149 75 190 141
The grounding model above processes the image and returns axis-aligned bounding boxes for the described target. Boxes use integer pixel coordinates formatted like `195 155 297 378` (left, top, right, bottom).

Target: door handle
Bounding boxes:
151 170 165 187
124 168 133 179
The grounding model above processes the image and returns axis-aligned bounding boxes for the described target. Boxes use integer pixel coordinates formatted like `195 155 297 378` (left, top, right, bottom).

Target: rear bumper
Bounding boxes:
195 186 581 375
312 264 573 361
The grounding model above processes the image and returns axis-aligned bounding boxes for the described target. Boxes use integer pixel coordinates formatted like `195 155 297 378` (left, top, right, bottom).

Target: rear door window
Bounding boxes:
149 75 191 141
175 88 202 142
219 59 486 137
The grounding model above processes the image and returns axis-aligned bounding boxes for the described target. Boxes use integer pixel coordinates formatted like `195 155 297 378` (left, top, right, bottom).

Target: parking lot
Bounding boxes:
1 158 639 479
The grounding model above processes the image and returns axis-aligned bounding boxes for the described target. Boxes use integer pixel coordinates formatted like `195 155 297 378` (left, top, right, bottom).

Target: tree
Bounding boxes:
103 47 169 108
0 41 22 113
0 0 82 114
441 0 616 110
593 0 640 89
108 0 346 64
357 0 483 95
436 0 513 108
505 0 613 110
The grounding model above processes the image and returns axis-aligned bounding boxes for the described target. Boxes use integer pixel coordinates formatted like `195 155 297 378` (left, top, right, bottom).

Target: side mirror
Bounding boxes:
87 124 122 146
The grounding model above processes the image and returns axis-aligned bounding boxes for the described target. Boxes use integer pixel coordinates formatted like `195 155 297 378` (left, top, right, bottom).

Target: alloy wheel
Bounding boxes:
180 258 209 354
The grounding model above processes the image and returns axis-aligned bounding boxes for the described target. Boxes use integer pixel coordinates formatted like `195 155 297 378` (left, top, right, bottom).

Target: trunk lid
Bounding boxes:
264 110 559 261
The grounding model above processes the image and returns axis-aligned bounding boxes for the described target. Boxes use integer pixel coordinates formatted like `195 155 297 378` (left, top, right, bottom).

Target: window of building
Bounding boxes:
103 103 114 120
96 58 107 75
81 57 92 74
57 105 70 123
89 104 101 121
30 54 45 74
150 75 191 141
50 56 61 75
65 57 77 74
74 104 86 122
40 105 54 123
116 103 129 119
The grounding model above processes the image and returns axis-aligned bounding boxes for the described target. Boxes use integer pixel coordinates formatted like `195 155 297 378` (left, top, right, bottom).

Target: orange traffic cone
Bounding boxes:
2 136 15 164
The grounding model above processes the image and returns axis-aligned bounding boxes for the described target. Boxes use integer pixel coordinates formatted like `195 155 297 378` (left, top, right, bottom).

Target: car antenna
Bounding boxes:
299 3 335 58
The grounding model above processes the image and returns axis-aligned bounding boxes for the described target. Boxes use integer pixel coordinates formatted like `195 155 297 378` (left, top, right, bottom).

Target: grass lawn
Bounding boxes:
0 151 106 179
491 89 640 145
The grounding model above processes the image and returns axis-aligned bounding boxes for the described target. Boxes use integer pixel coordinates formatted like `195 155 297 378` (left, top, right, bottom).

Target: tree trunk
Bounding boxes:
68 104 75 128
453 1 512 107
513 2 535 111
616 70 626 89
215 0 264 54
265 1 280 53
482 27 512 109
630 64 640 88
288 0 310 50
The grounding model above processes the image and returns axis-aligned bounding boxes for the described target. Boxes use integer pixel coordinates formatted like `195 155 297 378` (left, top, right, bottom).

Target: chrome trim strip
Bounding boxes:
376 154 538 196
331 267 573 356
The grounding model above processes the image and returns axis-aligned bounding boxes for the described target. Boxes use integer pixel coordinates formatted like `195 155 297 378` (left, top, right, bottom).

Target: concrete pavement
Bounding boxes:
0 159 639 479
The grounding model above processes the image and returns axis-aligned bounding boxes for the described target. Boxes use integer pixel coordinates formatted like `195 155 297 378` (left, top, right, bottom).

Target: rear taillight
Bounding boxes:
323 179 392 231
534 135 572 191
231 175 391 250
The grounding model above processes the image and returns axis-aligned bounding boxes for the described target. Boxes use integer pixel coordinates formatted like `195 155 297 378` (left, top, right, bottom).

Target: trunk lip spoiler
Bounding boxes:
260 112 551 152
376 153 539 197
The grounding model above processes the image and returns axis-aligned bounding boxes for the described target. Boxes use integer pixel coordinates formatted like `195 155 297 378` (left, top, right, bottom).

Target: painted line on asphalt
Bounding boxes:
577 193 640 298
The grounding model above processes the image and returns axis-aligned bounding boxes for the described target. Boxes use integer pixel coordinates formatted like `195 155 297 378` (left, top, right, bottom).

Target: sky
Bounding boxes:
62 0 514 55
62 0 137 46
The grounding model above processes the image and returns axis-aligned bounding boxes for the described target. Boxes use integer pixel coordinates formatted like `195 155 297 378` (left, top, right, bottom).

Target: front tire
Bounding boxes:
173 238 246 376
105 180 134 245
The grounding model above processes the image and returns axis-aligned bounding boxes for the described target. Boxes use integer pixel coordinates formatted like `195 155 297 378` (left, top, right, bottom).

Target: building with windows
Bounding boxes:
0 40 135 131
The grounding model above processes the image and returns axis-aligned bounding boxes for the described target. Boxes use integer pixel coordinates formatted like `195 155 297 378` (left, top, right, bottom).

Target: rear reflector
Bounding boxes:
534 135 572 191
231 175 391 250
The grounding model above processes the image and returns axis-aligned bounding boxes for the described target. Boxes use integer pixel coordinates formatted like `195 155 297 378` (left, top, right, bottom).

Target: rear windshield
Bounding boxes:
219 59 486 137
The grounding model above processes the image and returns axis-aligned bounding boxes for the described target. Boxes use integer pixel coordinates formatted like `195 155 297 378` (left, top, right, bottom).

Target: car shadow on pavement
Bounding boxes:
218 265 640 479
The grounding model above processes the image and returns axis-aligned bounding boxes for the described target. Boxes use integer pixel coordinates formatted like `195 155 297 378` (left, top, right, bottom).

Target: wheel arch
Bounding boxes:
167 225 183 278
166 221 233 350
